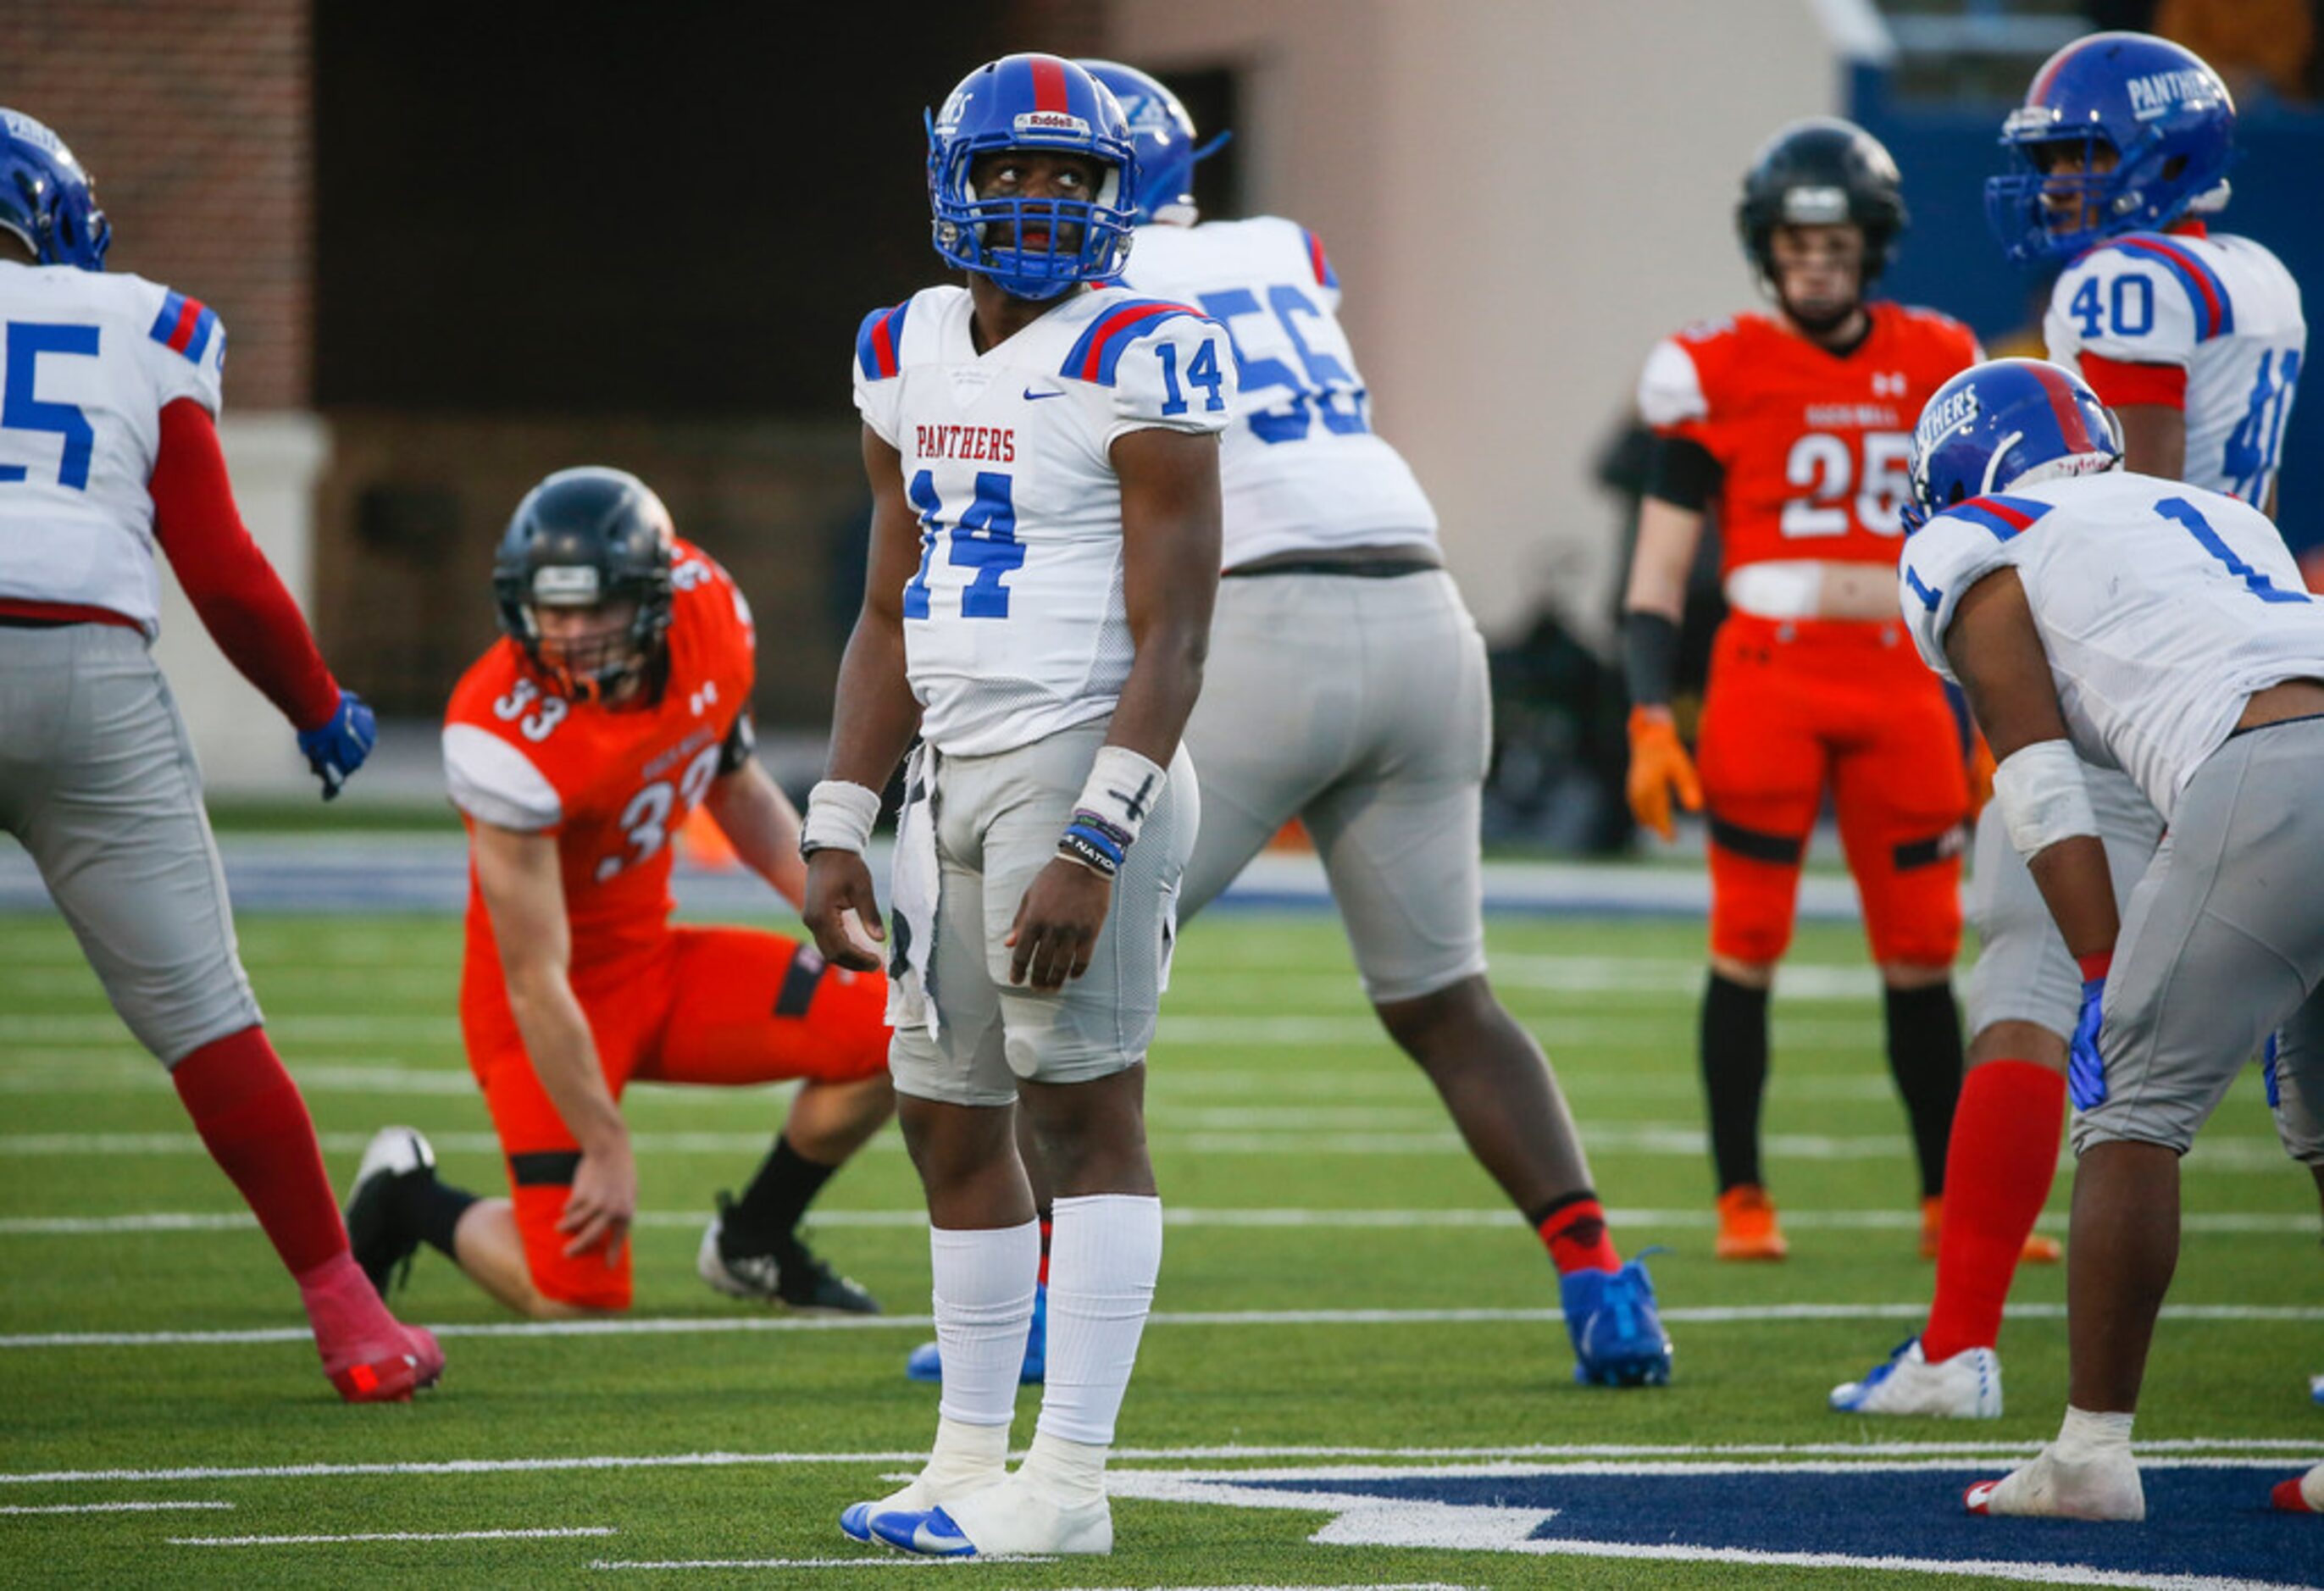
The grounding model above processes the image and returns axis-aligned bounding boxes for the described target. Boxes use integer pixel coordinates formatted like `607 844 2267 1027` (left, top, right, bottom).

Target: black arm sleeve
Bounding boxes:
1622 611 1681 709
1642 433 1722 513
718 712 757 775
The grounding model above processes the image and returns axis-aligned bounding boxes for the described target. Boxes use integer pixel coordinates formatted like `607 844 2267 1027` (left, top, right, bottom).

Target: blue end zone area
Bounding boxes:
1240 1468 2321 1586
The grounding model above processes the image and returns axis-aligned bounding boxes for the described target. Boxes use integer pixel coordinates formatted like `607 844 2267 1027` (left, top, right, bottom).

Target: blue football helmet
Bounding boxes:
1986 31 2235 269
1906 358 2123 529
0 108 110 270
927 53 1139 301
1078 59 1207 225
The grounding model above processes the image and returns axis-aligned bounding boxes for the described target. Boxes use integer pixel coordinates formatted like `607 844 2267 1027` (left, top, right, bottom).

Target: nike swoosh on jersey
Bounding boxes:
1023 387 1065 401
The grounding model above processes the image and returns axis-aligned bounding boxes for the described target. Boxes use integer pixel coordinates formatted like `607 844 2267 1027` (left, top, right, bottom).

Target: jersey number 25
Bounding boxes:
1782 431 1913 539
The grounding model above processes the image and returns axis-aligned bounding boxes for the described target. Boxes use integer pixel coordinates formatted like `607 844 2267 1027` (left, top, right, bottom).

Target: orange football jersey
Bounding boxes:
443 538 757 972
1638 302 1981 575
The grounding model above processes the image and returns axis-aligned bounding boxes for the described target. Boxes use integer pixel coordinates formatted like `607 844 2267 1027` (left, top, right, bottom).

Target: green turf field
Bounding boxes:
1 907 2316 1588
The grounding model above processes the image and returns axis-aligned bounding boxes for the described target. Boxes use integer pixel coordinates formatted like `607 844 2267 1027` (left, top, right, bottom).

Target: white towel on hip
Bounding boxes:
884 740 941 1040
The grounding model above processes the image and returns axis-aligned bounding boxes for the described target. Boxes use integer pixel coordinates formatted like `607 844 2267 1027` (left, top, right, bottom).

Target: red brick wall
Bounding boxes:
3 0 311 410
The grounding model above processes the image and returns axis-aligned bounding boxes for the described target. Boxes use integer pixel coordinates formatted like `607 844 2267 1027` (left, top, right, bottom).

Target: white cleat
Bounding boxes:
868 1472 1112 1557
1830 1337 2002 1419
1965 1444 2145 1521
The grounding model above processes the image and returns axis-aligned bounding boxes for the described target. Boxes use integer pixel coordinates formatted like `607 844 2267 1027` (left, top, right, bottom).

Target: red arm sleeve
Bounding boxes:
149 398 340 731
2077 352 2188 410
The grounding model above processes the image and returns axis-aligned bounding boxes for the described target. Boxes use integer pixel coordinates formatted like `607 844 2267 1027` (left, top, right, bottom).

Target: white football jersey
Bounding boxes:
2044 229 2305 506
1122 218 1437 567
1900 469 2324 821
0 260 227 635
851 283 1235 757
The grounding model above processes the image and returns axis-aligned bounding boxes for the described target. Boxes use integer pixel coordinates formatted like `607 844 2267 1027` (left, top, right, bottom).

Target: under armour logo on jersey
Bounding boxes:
1872 372 1908 398
690 680 719 717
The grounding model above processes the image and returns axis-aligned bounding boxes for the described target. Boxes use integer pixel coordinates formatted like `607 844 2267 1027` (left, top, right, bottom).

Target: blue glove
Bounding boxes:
2069 973 2108 1110
297 688 376 801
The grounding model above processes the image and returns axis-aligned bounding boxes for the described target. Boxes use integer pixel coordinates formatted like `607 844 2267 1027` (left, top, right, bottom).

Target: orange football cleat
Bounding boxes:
1715 1184 1789 1261
1919 1196 2062 1263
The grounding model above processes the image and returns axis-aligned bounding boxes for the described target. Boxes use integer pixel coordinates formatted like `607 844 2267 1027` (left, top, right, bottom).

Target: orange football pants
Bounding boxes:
460 925 890 1310
1694 613 1967 969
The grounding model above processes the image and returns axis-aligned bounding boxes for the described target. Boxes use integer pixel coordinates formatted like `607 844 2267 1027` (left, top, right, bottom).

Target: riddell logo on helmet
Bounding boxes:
2127 69 2217 120
1014 111 1090 137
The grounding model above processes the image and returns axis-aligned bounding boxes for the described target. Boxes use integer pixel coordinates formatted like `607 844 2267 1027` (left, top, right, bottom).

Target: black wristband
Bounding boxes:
1623 610 1681 709
1643 432 1722 512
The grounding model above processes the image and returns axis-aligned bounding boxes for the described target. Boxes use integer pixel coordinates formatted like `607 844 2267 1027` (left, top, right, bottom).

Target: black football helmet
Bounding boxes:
492 467 675 701
1735 117 1908 284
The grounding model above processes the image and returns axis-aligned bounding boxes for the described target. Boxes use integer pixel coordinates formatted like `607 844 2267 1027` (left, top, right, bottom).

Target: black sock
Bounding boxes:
725 1135 837 1250
1701 973 1771 1194
397 1171 479 1262
1884 982 1965 1199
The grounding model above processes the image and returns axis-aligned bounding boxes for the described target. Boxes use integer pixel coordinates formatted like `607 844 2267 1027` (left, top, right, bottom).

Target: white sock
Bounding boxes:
930 1219 1041 1431
1034 1193 1162 1450
2054 1404 2134 1464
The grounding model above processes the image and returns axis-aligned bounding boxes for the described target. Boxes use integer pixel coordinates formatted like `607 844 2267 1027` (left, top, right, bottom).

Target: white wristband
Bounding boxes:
1991 740 2098 859
1073 745 1168 845
801 779 882 856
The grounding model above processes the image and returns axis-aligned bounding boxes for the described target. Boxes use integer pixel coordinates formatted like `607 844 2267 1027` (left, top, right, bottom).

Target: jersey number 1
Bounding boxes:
0 321 101 491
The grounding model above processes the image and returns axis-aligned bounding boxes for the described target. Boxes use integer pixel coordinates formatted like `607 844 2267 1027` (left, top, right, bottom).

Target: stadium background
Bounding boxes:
13 0 2321 811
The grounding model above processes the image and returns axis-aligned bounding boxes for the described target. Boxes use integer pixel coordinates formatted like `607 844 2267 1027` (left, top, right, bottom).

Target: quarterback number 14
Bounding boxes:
902 469 1025 620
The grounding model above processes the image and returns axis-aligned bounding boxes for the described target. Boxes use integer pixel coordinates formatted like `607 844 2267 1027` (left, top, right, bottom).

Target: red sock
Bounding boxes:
172 1027 350 1276
1921 1060 2066 1361
1036 1217 1053 1288
1538 1195 1622 1275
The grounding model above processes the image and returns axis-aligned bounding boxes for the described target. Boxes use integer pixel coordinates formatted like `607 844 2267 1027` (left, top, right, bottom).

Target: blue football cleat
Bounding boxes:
905 1283 1046 1384
1560 1256 1673 1387
839 1501 876 1543
868 1505 977 1557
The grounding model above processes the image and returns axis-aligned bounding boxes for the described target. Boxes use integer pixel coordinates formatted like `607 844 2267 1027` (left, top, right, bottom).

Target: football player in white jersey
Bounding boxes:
1084 58 1671 1388
1895 358 2324 1519
1833 31 2316 1422
0 111 438 1401
800 55 1232 1559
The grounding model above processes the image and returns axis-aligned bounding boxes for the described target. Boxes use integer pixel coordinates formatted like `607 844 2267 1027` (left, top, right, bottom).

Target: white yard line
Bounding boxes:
591 1558 1052 1572
4 1300 2317 1355
174 1525 614 1547
10 1439 2310 1489
0 1500 230 1515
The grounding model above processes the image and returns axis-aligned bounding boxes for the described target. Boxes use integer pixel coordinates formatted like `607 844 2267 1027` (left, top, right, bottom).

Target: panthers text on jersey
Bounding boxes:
1639 302 1983 595
1122 217 1437 567
1900 470 2324 821
442 539 756 972
851 284 1235 757
0 259 227 631
2042 223 2305 507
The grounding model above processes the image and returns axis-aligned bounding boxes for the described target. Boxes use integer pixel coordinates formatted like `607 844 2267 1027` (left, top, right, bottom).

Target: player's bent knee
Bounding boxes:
1967 1020 2069 1072
1878 959 1955 991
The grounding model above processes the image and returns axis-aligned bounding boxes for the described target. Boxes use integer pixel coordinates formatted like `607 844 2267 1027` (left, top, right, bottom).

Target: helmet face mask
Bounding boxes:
1985 31 2235 269
492 468 676 704
0 108 112 270
927 53 1140 300
1736 118 1907 330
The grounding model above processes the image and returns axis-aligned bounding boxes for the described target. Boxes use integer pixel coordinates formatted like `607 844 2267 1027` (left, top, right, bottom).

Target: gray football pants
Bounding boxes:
0 624 261 1066
2073 717 2324 1157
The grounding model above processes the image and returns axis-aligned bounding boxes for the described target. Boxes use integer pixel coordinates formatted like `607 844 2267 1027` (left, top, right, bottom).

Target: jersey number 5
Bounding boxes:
1781 431 1913 539
0 322 101 491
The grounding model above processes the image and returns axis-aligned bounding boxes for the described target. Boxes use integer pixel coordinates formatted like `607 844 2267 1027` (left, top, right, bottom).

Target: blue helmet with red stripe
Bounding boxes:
0 108 110 270
1077 60 1203 225
1906 359 2123 529
1986 32 2235 269
928 54 1139 301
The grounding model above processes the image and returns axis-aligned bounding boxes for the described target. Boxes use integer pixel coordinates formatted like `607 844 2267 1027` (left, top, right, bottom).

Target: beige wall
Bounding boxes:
1112 0 1848 645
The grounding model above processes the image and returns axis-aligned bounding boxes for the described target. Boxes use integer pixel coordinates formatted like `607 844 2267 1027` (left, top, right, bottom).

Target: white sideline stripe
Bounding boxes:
174 1526 614 1547
8 1204 2309 1239
591 1559 1057 1572
0 1500 231 1515
12 1439 2309 1489
7 1299 2318 1354
0 1128 2295 1170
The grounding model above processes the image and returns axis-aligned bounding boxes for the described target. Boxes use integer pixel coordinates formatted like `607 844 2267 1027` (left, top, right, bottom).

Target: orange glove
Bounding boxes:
1966 728 1997 822
1627 706 1703 843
